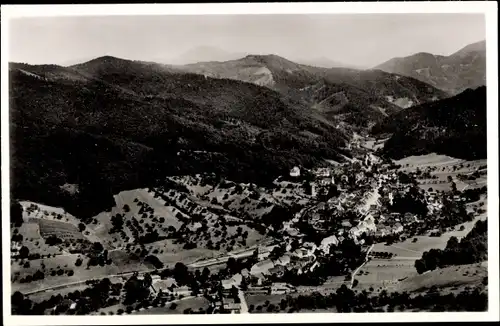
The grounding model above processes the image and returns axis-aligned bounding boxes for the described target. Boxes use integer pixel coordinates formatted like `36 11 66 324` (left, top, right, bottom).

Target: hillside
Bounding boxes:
375 40 486 95
179 54 447 128
372 86 486 160
9 57 349 220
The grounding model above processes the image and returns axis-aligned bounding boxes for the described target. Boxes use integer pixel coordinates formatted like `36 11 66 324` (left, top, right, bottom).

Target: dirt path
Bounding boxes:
238 289 249 313
350 244 374 289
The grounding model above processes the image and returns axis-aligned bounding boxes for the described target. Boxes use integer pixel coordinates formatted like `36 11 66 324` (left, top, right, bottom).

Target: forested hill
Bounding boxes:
372 86 486 160
9 58 349 220
179 54 448 129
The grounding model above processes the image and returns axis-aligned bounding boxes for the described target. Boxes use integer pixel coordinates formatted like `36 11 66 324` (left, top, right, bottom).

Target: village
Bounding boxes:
10 148 486 315
150 151 477 314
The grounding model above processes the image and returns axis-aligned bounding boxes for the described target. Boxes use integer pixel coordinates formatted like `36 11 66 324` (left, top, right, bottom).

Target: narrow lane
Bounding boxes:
350 244 374 289
238 290 249 314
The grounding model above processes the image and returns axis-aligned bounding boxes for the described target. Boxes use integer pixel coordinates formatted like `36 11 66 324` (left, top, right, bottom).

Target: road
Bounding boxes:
24 242 276 296
350 244 374 289
238 290 249 314
24 269 154 296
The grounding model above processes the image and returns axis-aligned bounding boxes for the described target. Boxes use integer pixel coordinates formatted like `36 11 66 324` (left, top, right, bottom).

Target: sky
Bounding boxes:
9 14 486 68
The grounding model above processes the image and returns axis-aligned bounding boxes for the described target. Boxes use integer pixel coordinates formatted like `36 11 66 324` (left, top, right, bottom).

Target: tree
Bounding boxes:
415 259 427 274
201 267 210 280
173 262 189 285
446 236 460 251
11 201 24 227
143 273 153 289
124 275 150 305
240 277 248 291
123 205 130 212
19 246 29 259
252 247 259 262
78 223 86 232
33 270 45 280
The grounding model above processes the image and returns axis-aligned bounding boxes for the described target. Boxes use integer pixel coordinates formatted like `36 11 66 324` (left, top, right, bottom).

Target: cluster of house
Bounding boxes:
151 276 192 299
278 154 451 278
217 262 297 313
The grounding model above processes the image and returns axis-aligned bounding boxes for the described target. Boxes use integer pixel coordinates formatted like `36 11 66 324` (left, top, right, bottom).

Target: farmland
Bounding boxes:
396 262 487 294
395 153 487 192
354 193 488 293
11 222 61 257
11 253 122 293
245 293 298 313
20 201 102 243
131 297 209 315
9 152 489 315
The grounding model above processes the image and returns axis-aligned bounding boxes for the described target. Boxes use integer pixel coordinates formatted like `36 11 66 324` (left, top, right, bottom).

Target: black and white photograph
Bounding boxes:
1 2 498 324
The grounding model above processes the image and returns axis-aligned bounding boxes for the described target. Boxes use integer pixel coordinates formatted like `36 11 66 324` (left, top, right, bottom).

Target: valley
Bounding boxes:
7 37 489 316
10 145 489 315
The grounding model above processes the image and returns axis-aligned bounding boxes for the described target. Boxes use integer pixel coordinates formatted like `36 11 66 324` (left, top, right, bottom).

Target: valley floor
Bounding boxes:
10 148 489 315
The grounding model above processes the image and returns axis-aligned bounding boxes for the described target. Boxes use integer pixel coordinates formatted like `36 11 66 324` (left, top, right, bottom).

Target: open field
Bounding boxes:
396 262 487 294
356 193 488 293
353 258 417 292
107 250 152 273
245 293 295 312
29 218 85 241
395 154 487 192
27 283 89 303
297 276 348 295
11 223 61 256
131 296 209 315
11 253 122 294
20 201 102 243
245 293 338 313
89 189 182 249
396 153 465 169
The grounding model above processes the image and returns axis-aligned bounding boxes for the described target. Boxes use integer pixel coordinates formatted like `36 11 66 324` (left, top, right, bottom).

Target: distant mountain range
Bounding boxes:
292 57 364 69
161 46 248 65
373 86 486 160
375 40 486 95
158 46 360 69
177 53 447 128
9 43 483 218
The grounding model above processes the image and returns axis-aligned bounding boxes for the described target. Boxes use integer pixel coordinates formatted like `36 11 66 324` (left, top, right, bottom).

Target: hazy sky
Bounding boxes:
9 14 485 67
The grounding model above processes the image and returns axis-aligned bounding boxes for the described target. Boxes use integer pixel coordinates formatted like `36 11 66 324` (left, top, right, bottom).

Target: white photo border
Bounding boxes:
1 2 498 325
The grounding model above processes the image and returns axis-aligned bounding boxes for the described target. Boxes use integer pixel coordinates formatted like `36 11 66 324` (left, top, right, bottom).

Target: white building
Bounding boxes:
271 283 296 295
388 192 394 205
315 168 330 178
290 166 301 177
319 235 339 254
311 183 317 197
